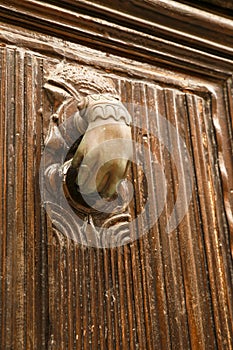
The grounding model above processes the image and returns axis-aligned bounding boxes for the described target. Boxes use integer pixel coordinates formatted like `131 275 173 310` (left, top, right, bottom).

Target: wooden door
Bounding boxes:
0 1 232 349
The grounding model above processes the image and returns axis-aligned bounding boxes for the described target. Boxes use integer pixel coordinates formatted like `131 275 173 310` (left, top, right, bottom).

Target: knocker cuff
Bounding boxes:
74 94 132 133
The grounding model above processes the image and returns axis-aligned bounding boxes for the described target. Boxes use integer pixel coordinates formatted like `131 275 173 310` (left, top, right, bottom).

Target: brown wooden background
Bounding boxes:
0 1 232 349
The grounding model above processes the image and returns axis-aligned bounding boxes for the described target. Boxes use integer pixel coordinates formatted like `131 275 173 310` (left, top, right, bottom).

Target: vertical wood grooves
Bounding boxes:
131 82 150 349
158 90 189 348
166 89 203 348
96 248 105 349
44 79 232 349
186 94 233 348
181 94 217 348
102 249 112 348
89 248 98 349
0 47 8 350
14 48 26 350
172 92 216 349
157 88 190 349
37 58 49 349
0 47 48 349
74 246 81 350
120 80 140 349
214 86 233 261
146 84 171 349
3 48 17 348
137 83 158 350
25 52 36 350
131 81 148 349
116 247 129 349
0 48 232 349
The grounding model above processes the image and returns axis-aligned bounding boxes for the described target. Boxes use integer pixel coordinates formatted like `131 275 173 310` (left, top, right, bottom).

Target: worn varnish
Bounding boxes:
0 1 233 349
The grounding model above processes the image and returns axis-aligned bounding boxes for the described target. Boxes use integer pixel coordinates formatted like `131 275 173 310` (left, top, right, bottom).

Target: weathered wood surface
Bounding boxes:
0 1 232 349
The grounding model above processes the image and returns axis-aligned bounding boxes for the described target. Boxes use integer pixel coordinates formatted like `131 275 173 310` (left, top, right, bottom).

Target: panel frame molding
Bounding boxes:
0 0 233 78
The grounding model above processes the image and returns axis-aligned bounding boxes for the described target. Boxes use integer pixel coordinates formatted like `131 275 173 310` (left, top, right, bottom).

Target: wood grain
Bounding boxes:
0 47 48 349
0 1 232 348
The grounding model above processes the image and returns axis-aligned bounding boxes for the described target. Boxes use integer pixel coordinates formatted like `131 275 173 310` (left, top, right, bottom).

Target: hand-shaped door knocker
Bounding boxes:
71 94 132 198
41 65 133 246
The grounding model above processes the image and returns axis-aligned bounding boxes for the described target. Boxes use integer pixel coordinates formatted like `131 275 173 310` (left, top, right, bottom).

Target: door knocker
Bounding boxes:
40 64 133 247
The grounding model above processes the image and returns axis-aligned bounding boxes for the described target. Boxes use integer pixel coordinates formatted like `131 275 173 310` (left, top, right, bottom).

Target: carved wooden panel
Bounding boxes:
0 1 232 349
